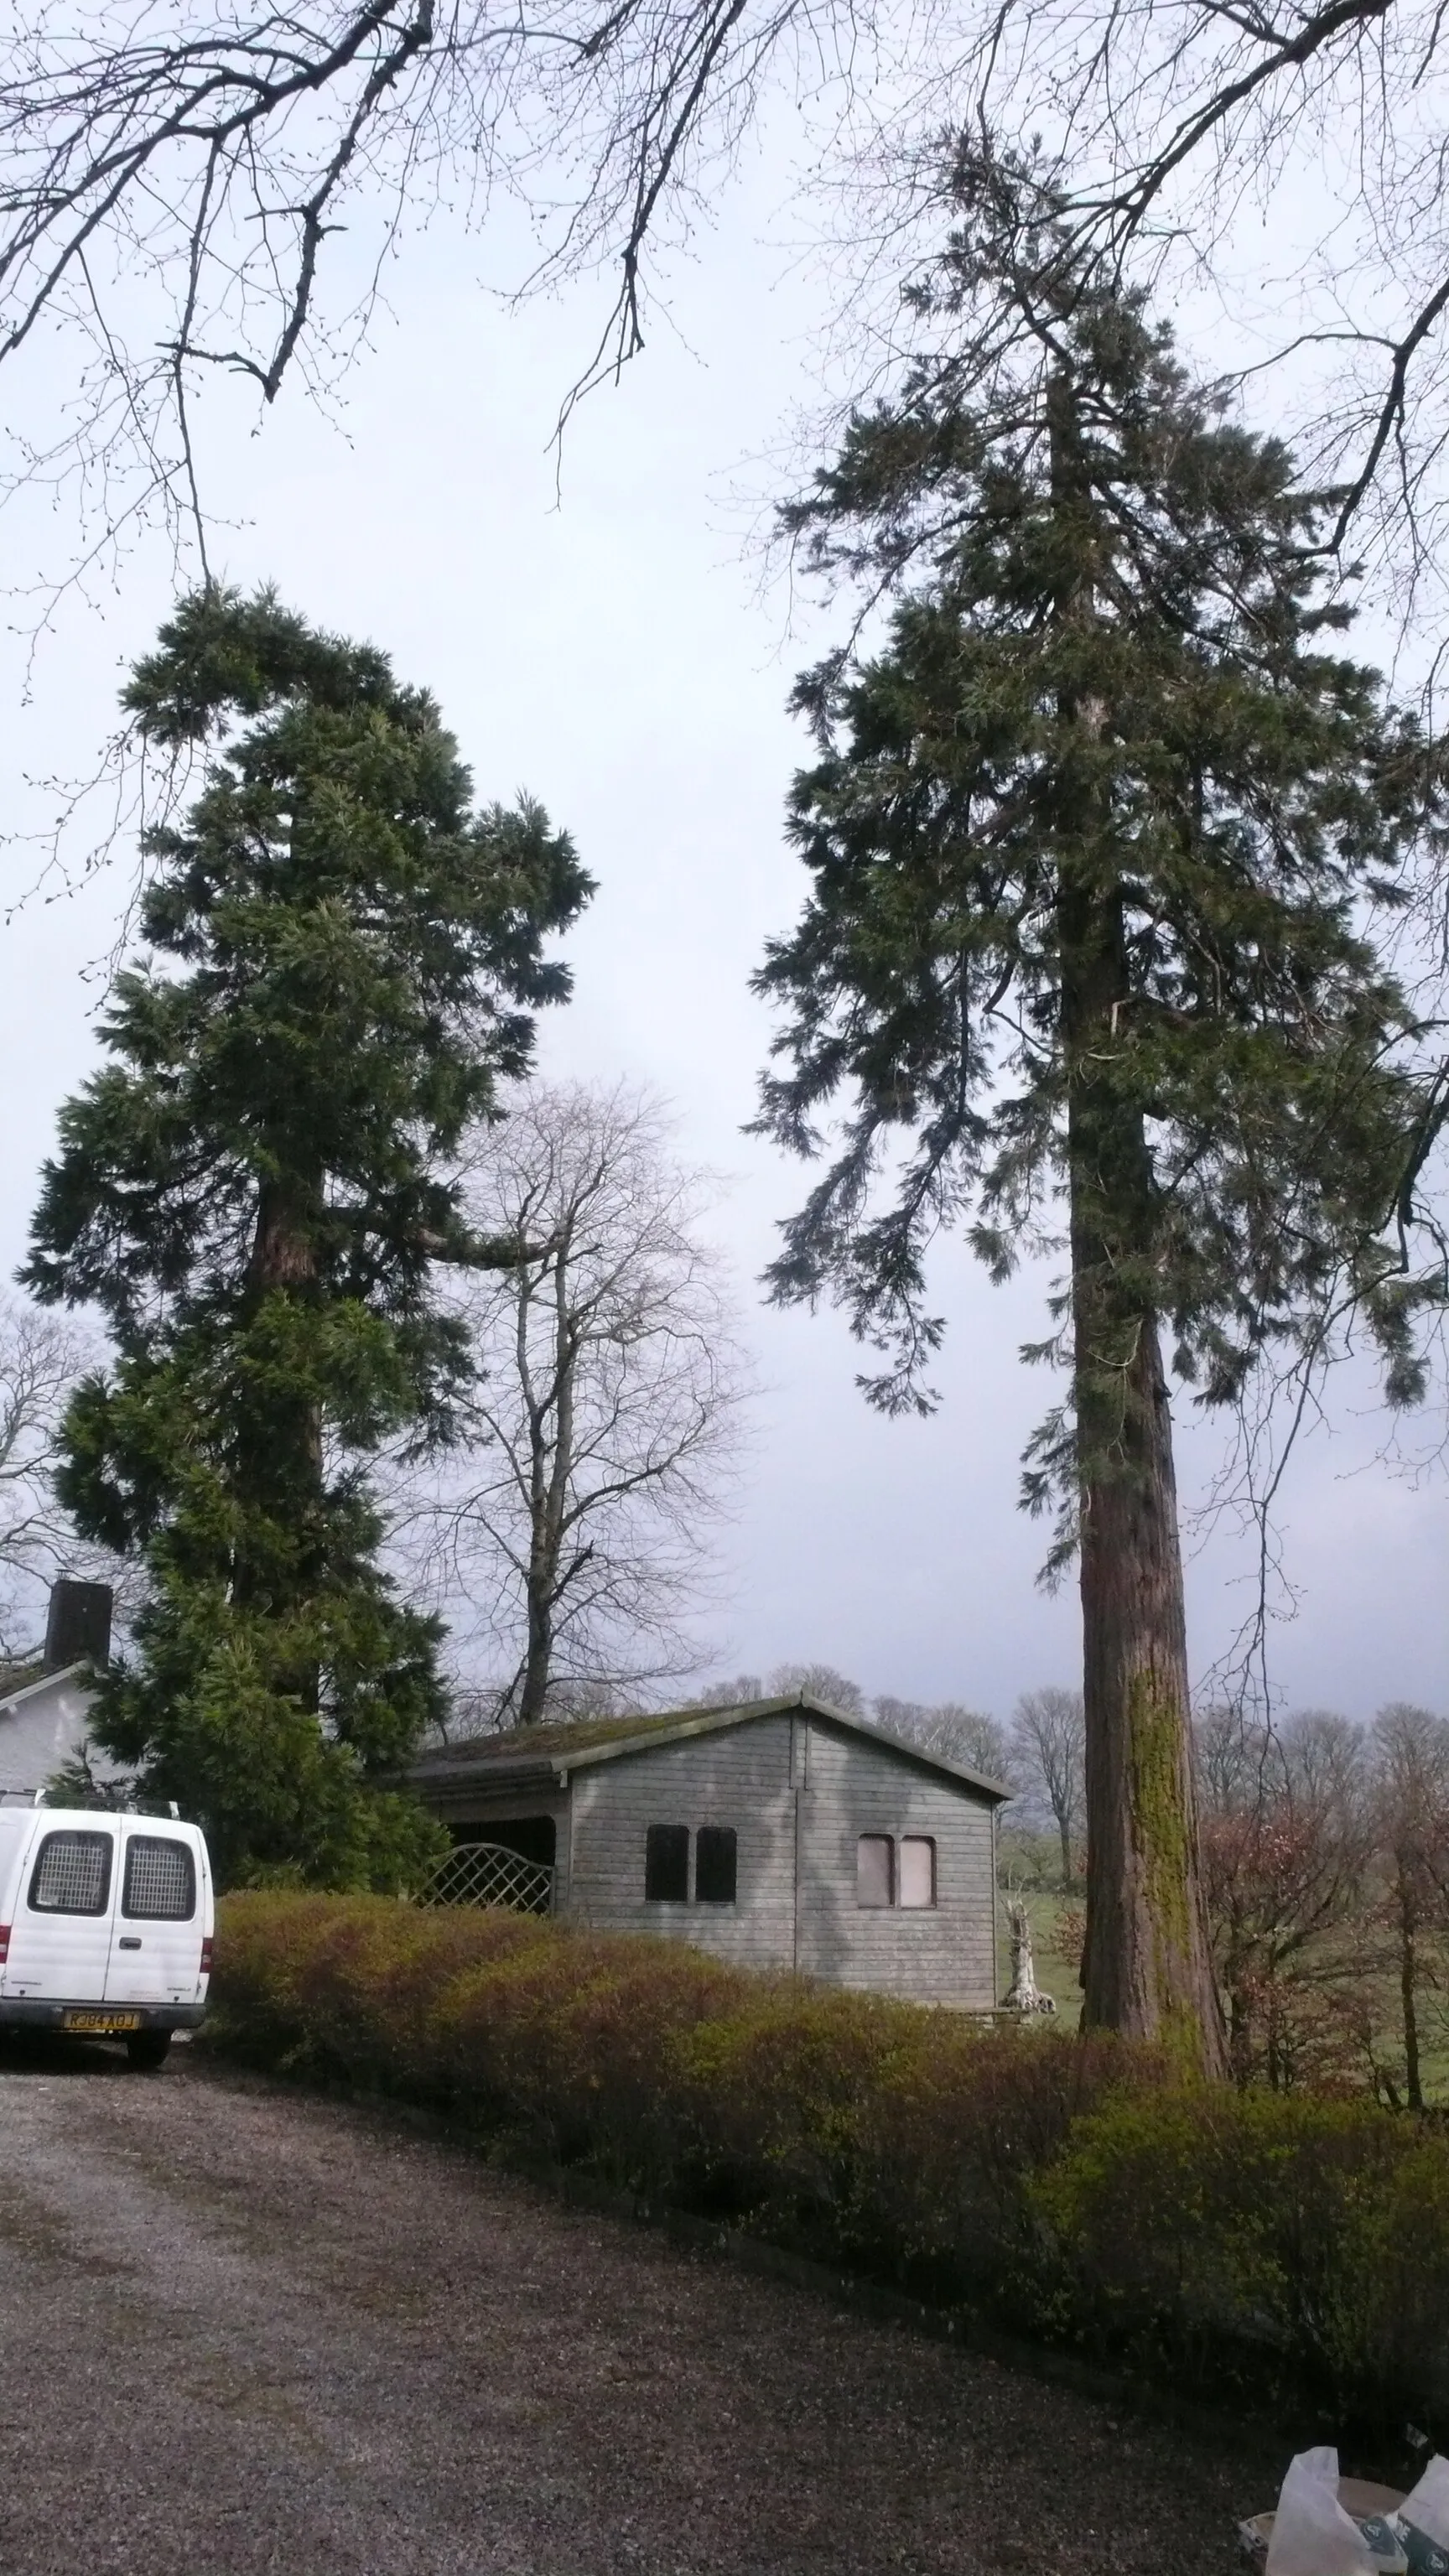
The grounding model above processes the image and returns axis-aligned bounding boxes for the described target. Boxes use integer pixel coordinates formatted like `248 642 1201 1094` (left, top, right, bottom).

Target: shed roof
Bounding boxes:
408 1691 1013 1805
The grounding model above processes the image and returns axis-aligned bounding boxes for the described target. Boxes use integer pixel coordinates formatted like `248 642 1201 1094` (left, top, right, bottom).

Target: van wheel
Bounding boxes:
125 2031 172 2071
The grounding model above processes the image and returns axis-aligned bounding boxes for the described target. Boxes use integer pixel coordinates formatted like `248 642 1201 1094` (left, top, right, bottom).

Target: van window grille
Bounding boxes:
29 1831 112 1915
122 1836 196 1921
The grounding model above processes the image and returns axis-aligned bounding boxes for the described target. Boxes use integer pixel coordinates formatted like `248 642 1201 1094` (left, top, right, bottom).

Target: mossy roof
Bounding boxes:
408 1691 1013 1804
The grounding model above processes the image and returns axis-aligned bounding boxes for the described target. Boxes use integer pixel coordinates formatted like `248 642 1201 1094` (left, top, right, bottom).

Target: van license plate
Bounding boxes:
62 2011 142 2034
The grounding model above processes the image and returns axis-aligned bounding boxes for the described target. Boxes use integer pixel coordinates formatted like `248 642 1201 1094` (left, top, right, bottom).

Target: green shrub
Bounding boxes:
1035 2086 1449 2417
209 1892 1449 2433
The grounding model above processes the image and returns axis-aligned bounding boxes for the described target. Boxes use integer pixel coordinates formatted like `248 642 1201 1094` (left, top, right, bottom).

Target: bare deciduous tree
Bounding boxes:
680 1668 1013 1781
682 1670 766 1707
415 1082 748 1725
874 1694 1010 1779
1368 1702 1449 2109
1010 1686 1085 1889
0 1298 88 1659
1197 1706 1373 2088
767 1659 865 1712
0 0 864 600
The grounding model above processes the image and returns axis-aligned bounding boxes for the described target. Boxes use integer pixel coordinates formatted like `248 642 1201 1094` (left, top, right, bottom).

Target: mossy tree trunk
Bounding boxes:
1060 865 1227 2075
1049 361 1225 2080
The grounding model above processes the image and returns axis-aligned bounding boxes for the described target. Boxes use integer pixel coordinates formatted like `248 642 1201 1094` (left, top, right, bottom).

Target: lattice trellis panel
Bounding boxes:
420 1841 554 1917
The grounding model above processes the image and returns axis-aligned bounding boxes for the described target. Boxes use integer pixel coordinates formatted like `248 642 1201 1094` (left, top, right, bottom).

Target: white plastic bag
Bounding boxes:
1265 2450 1376 2576
1400 2459 1449 2553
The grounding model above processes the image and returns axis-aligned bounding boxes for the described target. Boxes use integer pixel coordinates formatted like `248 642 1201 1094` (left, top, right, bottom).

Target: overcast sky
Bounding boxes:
1 136 1445 1727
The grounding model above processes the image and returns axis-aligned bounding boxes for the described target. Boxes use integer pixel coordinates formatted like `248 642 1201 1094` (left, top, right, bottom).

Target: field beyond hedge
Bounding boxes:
209 1892 1449 2438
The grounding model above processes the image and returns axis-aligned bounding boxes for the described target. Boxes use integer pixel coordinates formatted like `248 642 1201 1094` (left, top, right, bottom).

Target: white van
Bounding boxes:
0 1806 213 2068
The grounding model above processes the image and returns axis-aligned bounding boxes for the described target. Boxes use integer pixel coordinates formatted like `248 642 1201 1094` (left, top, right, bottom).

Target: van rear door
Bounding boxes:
102 1826 203 2004
3 1820 120 2000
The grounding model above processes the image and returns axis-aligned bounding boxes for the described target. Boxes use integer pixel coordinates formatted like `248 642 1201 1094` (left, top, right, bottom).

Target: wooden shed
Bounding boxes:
407 1692 1011 2009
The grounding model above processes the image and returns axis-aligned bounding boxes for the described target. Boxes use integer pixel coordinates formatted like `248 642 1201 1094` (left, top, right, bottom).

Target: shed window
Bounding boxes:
29 1831 112 1916
695 1826 737 1904
856 1835 894 1908
899 1837 936 1909
645 1824 689 1903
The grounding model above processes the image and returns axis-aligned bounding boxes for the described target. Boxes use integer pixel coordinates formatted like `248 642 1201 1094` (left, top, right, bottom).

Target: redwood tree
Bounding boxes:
24 587 590 1885
753 163 1433 2071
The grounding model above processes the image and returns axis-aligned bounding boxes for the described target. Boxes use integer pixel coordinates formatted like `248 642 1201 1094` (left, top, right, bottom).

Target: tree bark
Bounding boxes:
517 1592 553 1725
236 1172 325 1646
1397 1872 1424 2111
1048 361 1226 2080
516 1243 578 1724
247 1176 321 1301
1060 879 1227 2074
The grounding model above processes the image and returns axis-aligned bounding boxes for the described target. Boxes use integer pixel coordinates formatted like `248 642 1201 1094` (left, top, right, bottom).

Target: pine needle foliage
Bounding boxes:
24 588 591 1889
759 174 1431 1462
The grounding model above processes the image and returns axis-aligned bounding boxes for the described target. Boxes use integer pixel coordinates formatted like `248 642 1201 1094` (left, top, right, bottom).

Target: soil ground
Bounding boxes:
0 2036 1273 2576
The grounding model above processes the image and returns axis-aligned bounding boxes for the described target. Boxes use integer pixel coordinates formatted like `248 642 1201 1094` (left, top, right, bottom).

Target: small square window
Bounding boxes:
856 1835 894 1907
695 1826 737 1904
899 1837 936 1908
645 1823 689 1903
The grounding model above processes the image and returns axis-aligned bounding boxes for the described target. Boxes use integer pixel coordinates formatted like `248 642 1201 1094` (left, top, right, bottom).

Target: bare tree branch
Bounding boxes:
397 1078 751 1723
0 0 862 604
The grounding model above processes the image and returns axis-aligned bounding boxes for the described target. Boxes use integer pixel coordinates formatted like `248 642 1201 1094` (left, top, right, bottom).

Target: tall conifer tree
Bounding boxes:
25 589 590 1887
754 162 1435 2070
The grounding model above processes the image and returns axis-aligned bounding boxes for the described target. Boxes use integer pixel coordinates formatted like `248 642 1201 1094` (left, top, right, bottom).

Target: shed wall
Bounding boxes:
566 1717 797 1971
564 1714 998 2005
794 1724 997 2007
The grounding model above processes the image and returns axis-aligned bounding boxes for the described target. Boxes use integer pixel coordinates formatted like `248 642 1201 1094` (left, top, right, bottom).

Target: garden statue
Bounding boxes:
1004 1898 1057 2015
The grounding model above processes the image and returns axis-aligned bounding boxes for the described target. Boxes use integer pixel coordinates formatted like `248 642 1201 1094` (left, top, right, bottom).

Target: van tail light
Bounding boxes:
0 1924 9 1966
200 1935 213 1975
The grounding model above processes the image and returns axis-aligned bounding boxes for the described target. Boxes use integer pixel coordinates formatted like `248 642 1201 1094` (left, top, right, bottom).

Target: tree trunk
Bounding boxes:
1045 360 1224 2077
247 1176 321 1301
1059 852 1227 2077
517 1581 553 1724
236 1173 324 1649
1228 1976 1251 2086
1057 1812 1073 1891
1398 1872 1424 2111
516 1243 577 1725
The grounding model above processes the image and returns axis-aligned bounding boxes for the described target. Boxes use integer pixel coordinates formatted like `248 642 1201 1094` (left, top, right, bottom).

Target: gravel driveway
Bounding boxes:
0 2040 1267 2576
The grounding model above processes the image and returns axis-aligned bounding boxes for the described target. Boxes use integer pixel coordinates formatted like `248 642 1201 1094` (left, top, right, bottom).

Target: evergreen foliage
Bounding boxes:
24 588 591 1888
752 157 1439 2059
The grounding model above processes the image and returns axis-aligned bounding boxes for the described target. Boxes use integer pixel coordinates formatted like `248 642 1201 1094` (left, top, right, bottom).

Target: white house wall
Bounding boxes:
0 1675 103 1800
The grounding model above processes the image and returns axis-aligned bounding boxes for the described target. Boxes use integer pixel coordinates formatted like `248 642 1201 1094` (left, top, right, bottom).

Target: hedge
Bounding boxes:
207 1892 1449 2434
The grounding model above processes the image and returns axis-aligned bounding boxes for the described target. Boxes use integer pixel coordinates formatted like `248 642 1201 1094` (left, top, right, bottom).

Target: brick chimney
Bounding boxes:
44 1579 113 1673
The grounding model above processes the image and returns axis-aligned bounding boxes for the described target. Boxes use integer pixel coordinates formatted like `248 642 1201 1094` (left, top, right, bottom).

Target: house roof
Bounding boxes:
408 1691 1014 1805
0 1661 91 1714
